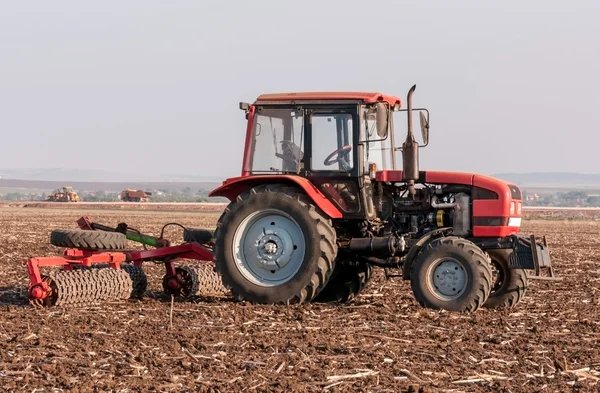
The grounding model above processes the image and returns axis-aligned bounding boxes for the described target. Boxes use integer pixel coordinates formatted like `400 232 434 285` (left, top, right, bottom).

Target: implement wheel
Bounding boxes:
313 261 373 303
410 236 492 312
213 184 337 304
483 249 528 309
50 229 127 251
163 266 199 298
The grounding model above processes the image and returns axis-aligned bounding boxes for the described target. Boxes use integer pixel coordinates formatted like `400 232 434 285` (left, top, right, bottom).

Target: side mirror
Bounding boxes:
419 111 429 146
375 102 389 138
392 108 430 147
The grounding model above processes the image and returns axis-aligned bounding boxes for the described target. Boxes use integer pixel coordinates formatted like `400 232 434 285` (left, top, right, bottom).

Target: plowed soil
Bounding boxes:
0 207 599 393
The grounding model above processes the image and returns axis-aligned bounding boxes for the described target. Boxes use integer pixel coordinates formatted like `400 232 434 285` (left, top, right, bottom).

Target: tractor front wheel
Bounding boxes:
213 184 337 304
482 250 528 309
410 236 492 312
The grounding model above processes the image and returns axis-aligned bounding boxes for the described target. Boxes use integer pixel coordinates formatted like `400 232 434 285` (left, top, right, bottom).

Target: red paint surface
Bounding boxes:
255 92 402 107
209 175 343 219
473 226 520 237
376 170 522 238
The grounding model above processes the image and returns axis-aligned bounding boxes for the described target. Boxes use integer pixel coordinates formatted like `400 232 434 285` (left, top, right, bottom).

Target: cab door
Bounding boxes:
304 107 368 219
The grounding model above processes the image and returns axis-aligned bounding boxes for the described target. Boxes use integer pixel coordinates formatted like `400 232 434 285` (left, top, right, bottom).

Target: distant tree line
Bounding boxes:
0 188 228 203
523 190 600 207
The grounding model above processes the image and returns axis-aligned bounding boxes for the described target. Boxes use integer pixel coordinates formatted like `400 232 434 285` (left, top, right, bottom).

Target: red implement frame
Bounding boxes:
25 220 215 303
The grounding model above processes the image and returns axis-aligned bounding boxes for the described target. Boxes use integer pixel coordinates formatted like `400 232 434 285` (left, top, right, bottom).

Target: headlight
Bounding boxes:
508 217 521 227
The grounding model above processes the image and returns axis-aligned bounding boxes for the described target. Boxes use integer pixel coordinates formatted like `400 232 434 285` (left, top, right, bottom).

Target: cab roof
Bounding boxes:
254 92 402 107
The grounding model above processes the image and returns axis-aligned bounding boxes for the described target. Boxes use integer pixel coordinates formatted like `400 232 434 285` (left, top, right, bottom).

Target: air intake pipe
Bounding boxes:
402 85 419 197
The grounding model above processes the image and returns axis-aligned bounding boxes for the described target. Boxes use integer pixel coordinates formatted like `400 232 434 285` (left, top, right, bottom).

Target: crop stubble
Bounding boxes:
0 207 598 392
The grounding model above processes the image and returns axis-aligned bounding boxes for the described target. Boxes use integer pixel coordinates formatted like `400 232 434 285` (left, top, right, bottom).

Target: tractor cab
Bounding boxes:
236 90 430 219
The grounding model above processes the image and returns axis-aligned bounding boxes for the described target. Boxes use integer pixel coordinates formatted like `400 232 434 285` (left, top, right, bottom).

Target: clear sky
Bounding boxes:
1 0 598 178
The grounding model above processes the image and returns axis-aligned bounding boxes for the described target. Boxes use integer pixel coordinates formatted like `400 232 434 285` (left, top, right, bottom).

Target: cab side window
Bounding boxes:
311 113 353 171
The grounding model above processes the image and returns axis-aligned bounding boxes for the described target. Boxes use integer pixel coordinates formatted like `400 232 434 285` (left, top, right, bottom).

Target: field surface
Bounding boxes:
0 206 599 392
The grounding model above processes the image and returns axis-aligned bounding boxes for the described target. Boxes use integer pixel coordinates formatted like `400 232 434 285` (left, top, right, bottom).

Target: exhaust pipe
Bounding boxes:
402 84 419 197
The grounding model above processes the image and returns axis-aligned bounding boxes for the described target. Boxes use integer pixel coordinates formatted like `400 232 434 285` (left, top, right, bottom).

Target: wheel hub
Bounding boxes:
263 241 278 255
233 209 306 287
29 285 45 300
166 277 181 290
255 230 294 269
430 259 467 299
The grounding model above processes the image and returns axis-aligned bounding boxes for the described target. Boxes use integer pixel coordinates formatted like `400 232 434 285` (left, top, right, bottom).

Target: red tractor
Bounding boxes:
208 85 556 312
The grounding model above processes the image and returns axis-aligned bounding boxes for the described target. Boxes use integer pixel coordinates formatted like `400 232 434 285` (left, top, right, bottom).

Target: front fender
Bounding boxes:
402 227 453 280
209 175 343 219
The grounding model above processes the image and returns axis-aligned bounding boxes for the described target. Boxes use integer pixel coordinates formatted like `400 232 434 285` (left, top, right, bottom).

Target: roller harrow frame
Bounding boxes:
25 216 224 307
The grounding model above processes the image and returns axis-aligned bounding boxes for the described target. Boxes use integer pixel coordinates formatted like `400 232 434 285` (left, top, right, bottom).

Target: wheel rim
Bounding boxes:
232 209 306 287
490 258 506 294
427 257 468 301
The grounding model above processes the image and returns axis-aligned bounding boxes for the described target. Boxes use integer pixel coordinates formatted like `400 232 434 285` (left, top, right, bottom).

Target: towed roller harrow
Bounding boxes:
25 216 228 307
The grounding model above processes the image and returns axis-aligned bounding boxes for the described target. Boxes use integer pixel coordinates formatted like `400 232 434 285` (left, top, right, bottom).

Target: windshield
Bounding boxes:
250 108 304 173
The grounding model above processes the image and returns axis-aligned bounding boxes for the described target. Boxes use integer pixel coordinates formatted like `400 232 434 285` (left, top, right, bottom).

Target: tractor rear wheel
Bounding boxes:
313 261 373 303
483 249 528 309
213 184 337 304
410 236 492 312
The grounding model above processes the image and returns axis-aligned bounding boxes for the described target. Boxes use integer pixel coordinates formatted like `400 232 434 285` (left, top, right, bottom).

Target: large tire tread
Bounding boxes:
483 250 528 309
314 261 373 303
50 229 127 250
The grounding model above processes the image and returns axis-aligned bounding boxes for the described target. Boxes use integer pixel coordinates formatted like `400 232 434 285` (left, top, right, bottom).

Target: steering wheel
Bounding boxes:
323 145 352 167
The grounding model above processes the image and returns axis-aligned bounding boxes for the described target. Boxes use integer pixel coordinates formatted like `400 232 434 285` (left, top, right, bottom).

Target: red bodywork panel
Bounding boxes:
209 175 344 219
376 170 521 238
255 92 402 107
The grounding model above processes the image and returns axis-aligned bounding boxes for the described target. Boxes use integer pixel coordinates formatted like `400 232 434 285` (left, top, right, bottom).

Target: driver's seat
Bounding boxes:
278 140 304 171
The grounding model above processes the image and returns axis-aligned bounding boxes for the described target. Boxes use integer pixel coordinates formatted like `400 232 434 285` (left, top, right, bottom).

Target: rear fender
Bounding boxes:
209 175 343 219
402 227 453 280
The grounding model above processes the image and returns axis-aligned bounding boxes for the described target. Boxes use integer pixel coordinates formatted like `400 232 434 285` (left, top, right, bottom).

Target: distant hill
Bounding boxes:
492 172 600 188
0 168 225 183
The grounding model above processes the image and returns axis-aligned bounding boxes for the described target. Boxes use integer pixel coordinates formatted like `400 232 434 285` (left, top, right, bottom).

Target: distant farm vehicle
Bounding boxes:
46 186 80 202
25 85 558 313
120 189 152 202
